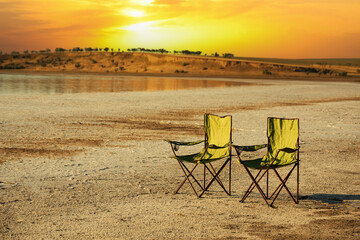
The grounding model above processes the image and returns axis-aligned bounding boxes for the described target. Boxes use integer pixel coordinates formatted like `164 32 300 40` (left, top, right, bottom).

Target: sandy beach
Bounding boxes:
0 75 359 239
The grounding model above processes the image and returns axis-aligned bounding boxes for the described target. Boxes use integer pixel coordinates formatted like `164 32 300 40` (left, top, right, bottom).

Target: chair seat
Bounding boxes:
242 158 297 169
175 147 229 163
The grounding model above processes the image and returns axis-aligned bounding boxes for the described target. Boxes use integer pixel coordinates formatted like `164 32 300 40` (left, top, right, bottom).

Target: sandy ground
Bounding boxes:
0 76 359 239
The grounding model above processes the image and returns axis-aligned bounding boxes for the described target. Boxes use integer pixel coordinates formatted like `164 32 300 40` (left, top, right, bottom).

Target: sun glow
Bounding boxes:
132 0 154 6
0 0 359 58
122 8 145 18
121 20 163 32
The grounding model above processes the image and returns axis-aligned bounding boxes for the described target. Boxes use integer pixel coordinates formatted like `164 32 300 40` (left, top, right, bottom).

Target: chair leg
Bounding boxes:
209 163 225 188
229 158 231 195
266 170 269 199
204 164 206 189
175 161 204 197
241 165 270 206
178 161 204 190
198 158 231 197
240 169 263 202
268 165 294 199
297 162 299 203
270 165 298 206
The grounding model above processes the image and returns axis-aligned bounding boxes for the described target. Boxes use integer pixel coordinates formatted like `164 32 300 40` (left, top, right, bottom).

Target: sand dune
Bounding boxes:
1 52 360 80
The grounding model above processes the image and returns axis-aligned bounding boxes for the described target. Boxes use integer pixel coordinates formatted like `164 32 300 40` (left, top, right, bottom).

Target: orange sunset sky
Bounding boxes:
0 0 359 58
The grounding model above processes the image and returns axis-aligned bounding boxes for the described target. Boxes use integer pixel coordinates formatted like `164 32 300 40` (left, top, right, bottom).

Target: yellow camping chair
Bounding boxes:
232 117 300 206
166 114 232 197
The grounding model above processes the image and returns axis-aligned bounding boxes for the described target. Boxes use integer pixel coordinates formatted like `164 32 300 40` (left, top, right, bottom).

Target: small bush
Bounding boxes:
4 63 25 69
75 63 81 68
263 70 272 75
338 71 347 77
175 69 188 73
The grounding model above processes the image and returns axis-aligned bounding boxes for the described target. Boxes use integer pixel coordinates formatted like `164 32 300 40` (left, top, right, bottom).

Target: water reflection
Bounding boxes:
0 74 252 95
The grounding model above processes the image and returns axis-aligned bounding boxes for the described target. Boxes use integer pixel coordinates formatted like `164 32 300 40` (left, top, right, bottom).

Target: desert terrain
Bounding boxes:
0 72 359 239
1 52 360 81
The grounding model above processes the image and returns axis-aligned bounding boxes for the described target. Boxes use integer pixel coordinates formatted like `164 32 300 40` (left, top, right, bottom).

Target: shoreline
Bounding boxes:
1 52 359 83
1 69 359 83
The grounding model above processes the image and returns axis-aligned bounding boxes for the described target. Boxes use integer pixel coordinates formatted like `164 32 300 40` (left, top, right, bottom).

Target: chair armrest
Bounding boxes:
278 147 299 153
208 142 232 149
166 139 204 152
231 144 267 162
232 144 267 152
165 139 204 146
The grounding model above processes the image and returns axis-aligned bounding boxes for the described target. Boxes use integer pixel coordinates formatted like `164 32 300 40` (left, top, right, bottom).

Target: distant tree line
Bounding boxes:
127 48 169 54
173 50 202 55
55 47 121 52
223 53 234 58
2 46 235 59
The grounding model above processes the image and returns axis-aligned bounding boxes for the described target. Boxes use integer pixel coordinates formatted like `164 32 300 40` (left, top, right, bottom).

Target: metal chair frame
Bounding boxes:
168 114 232 197
233 117 300 207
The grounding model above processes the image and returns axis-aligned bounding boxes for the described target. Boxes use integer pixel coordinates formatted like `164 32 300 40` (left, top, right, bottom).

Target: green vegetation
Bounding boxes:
2 63 25 69
39 49 51 53
262 69 272 75
234 57 360 67
338 71 347 77
175 69 188 73
128 48 169 54
174 50 202 55
223 53 234 58
55 48 67 52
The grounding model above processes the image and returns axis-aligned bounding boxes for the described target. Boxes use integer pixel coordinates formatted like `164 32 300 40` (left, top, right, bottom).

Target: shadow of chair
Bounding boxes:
300 194 360 204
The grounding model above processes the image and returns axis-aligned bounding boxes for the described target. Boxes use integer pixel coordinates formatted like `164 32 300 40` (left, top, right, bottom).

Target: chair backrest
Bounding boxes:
263 117 299 165
204 114 232 147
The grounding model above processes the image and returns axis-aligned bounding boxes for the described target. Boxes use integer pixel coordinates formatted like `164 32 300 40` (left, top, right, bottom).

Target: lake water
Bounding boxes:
0 73 252 95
